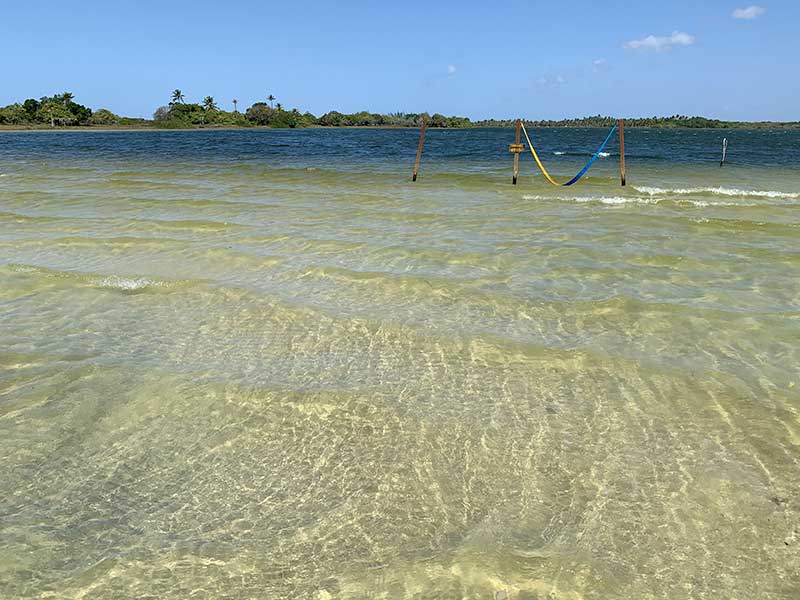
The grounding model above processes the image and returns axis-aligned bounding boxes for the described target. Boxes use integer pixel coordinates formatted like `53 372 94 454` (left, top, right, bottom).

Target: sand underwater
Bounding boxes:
1 127 799 598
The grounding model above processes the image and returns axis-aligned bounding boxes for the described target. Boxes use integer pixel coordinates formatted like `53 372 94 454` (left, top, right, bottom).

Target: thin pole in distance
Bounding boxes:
412 114 428 182
618 119 626 187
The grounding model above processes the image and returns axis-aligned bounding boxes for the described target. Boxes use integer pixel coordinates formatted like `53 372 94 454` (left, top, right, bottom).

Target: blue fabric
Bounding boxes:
563 123 618 186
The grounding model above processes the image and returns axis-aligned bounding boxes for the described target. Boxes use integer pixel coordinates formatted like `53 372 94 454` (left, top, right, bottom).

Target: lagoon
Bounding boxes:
1 128 799 598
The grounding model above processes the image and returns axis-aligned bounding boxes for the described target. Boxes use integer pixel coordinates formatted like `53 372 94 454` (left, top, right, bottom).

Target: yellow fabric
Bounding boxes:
520 121 561 186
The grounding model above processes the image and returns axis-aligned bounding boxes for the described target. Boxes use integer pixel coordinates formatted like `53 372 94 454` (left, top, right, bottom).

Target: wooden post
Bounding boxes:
508 119 525 185
513 119 521 185
412 115 428 182
618 118 626 187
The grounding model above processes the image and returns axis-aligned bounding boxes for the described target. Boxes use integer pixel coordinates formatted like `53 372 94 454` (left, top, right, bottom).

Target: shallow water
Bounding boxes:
1 128 799 599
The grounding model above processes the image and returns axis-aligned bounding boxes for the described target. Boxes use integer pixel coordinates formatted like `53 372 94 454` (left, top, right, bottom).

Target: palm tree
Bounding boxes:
275 102 282 111
202 96 217 111
232 99 238 113
59 92 75 105
171 89 185 105
267 94 275 108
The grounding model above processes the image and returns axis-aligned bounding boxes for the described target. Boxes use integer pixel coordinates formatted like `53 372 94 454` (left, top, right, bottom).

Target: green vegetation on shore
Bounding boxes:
0 93 146 128
152 89 461 129
474 115 800 129
2 91 798 130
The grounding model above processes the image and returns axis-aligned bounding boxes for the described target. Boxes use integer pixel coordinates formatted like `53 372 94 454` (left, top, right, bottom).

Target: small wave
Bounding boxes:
93 276 164 291
550 151 611 158
634 186 799 199
523 194 658 205
522 193 758 208
6 264 199 293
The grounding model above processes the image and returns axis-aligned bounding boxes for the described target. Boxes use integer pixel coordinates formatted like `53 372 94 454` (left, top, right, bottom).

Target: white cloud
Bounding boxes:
555 75 566 84
592 58 608 72
447 64 457 75
626 31 695 51
732 5 765 19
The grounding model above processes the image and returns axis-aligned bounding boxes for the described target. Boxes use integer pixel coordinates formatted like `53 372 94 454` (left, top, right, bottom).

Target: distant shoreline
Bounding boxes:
4 93 799 131
2 122 799 133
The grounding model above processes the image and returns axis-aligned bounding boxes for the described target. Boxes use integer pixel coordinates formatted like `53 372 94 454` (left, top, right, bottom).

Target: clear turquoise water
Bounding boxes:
1 128 799 599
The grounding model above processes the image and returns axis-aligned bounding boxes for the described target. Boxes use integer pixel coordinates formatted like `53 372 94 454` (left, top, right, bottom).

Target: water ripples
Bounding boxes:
1 129 799 598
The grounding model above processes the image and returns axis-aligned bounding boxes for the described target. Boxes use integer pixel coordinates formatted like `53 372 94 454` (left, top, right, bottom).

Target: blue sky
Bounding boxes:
1 1 796 120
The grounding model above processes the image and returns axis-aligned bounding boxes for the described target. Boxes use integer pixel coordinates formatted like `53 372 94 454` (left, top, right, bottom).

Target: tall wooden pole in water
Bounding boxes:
618 118 626 187
513 119 521 185
412 114 428 182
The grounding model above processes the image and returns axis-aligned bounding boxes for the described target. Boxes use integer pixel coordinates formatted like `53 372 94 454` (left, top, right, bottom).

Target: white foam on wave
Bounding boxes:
8 264 38 273
8 264 184 291
94 276 162 290
522 193 754 208
523 194 658 205
553 151 566 156
598 152 611 158
634 186 799 199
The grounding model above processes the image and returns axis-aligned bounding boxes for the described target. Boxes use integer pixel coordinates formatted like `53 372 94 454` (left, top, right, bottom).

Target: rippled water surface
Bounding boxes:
1 128 799 599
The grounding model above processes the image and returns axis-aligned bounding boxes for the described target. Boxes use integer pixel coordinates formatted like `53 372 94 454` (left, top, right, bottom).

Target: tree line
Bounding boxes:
0 93 141 127
152 90 473 129
2 92 798 129
476 115 800 129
